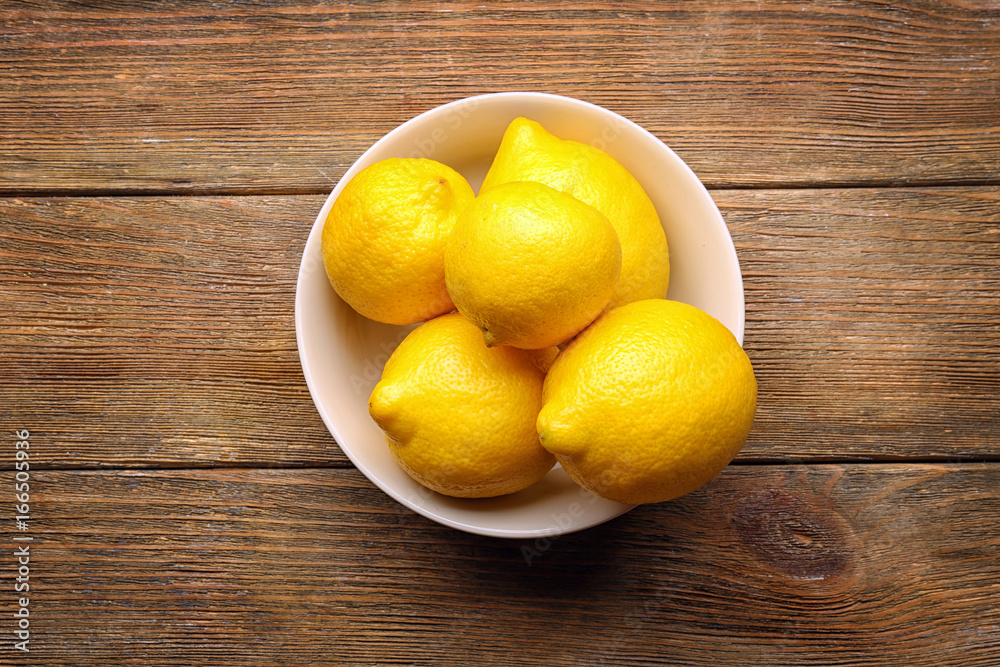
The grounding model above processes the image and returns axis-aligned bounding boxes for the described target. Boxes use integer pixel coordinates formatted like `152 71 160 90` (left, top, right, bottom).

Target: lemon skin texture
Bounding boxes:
480 117 670 310
536 299 757 505
445 181 621 350
369 313 557 499
322 157 475 325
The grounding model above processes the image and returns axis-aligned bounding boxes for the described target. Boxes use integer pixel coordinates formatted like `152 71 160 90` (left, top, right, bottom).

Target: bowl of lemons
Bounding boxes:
295 92 752 539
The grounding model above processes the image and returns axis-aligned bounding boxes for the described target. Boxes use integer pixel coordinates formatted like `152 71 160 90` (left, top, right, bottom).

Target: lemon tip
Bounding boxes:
367 381 398 427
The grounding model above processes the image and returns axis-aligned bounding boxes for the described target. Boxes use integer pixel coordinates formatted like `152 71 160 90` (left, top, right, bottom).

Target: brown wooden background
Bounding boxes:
2 2 999 665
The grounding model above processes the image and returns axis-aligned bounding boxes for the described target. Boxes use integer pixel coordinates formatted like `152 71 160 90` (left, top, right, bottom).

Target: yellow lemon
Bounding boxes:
369 313 557 498
321 158 475 325
480 117 670 310
536 299 756 505
445 181 621 350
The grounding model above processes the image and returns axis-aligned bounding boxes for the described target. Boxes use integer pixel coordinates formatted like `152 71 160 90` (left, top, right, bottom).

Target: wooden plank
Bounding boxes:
719 186 1000 462
1 1 998 194
2 188 999 467
0 195 336 468
5 463 999 665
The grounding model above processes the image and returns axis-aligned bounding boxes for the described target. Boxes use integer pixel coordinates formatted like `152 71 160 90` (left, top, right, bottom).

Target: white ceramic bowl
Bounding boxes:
295 92 744 539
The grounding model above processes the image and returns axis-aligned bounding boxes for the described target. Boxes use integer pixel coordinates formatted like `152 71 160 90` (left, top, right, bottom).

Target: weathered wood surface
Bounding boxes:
723 186 1000 462
5 464 998 666
2 3 1000 664
3 188 998 468
2 1 998 194
0 196 328 469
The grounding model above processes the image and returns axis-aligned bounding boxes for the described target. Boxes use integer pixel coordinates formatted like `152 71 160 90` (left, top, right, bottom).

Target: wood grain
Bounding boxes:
0 195 334 469
2 3 998 664
2 188 998 468
1 1 998 194
4 463 998 666
719 186 1000 462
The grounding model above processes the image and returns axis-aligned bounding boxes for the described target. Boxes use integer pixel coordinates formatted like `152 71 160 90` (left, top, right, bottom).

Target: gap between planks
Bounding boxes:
4 178 1000 199
15 457 1000 474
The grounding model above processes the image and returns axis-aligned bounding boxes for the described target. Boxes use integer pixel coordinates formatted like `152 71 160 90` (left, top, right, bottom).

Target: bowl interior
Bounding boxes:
295 92 744 539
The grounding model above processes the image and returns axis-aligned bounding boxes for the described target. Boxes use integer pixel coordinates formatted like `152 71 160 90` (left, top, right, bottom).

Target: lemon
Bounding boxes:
445 181 621 350
321 157 475 325
369 313 557 498
536 299 756 505
480 117 670 310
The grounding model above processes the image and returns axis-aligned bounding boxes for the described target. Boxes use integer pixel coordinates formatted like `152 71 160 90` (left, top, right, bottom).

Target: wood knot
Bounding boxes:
730 488 856 581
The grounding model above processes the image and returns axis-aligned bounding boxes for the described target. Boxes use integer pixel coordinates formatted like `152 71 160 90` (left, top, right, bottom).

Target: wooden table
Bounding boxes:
3 2 999 665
